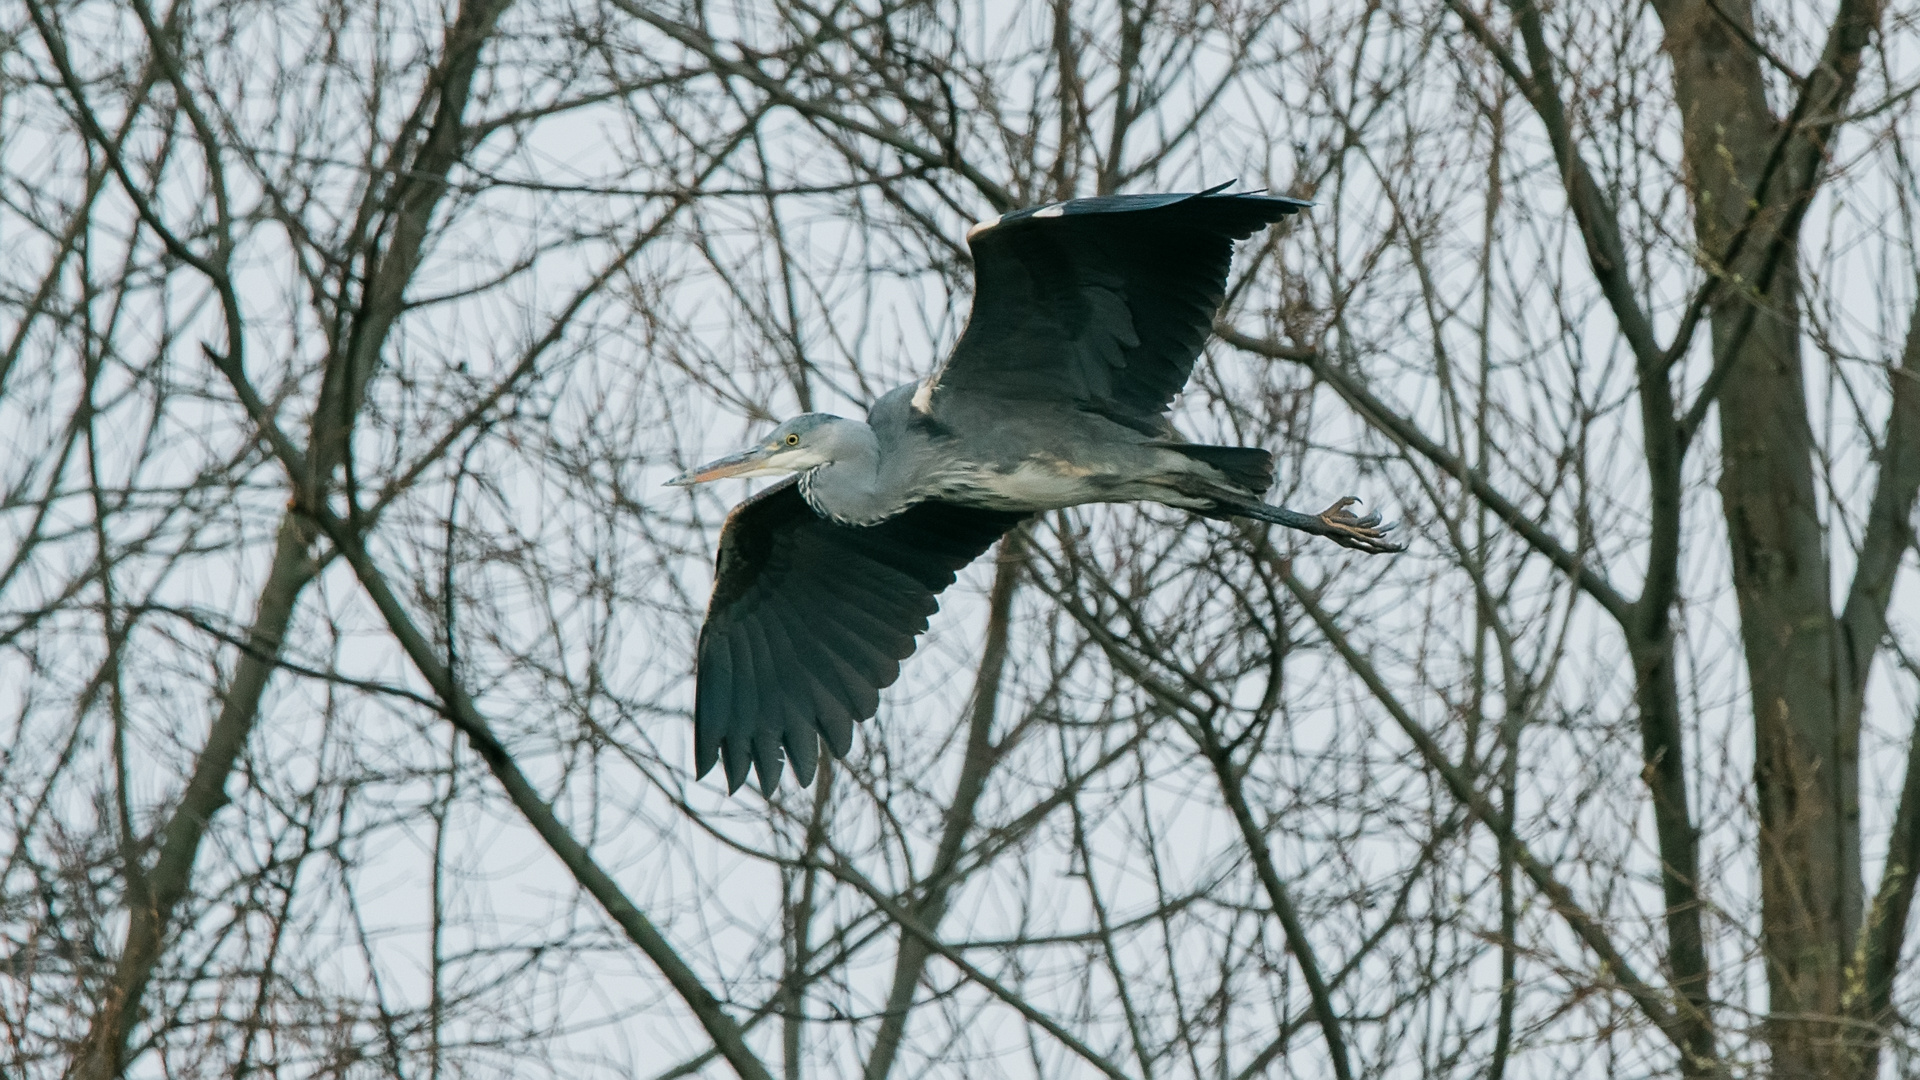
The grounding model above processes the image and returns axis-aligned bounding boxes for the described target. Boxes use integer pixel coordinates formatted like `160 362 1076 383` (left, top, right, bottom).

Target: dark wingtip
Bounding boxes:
722 743 753 793
820 710 855 759
786 725 820 788
753 733 786 795
756 764 784 796
1191 180 1314 211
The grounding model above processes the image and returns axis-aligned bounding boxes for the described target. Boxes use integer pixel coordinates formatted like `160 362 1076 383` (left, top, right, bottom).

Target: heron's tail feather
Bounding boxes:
1154 442 1274 494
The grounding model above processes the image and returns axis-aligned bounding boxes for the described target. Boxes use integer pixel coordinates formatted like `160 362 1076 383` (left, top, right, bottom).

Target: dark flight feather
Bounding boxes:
930 186 1310 431
695 478 1026 793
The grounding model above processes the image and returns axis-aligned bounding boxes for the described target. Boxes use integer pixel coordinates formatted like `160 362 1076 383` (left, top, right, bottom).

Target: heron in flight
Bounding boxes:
670 186 1399 793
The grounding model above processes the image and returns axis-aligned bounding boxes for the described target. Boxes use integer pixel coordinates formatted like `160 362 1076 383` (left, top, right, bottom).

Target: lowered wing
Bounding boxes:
694 478 1027 793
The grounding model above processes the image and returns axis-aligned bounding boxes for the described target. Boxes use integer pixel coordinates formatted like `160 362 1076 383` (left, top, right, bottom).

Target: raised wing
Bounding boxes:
928 186 1309 431
695 478 1027 793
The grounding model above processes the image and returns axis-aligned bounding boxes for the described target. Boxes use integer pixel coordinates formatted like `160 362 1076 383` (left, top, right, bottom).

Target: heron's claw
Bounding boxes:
1317 497 1405 554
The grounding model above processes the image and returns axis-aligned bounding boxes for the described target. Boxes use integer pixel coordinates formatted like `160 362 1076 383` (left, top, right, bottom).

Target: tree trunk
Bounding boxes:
1653 1 1876 1073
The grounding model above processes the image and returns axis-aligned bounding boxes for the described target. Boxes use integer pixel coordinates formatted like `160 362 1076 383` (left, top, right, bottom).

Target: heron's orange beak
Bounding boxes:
666 445 783 487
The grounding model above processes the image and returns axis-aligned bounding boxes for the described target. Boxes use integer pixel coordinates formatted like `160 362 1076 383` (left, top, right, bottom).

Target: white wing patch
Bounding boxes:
910 378 937 414
966 203 1065 239
965 214 1002 239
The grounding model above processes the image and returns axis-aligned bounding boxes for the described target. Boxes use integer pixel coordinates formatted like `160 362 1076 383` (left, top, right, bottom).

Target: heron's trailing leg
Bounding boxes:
1224 496 1404 554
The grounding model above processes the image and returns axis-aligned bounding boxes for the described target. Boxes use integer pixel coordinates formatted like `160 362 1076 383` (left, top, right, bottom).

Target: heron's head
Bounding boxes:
666 414 855 486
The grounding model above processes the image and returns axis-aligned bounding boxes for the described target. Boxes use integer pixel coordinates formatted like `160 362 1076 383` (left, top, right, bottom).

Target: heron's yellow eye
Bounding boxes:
785 433 800 446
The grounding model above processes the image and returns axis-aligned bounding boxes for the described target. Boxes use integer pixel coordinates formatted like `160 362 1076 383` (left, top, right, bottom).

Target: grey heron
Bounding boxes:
670 186 1399 793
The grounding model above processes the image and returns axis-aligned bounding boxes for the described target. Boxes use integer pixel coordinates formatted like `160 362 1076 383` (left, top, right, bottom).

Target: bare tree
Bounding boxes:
3 1 1918 1078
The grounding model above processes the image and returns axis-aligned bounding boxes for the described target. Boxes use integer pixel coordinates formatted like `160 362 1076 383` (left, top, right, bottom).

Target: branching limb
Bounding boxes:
1443 0 1662 368
1280 569 1720 1073
606 0 1016 211
69 516 320 1080
295 491 779 1080
1858 679 1920 1055
1836 288 1920 708
204 352 777 1077
819 856 1137 1080
1217 328 1632 622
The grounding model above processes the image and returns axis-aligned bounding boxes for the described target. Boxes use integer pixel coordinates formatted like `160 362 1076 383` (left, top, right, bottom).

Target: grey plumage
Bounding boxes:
670 186 1401 794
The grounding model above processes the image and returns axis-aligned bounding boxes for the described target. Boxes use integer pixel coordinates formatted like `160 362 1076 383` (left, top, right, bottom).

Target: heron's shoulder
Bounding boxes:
870 380 956 439
868 382 917 419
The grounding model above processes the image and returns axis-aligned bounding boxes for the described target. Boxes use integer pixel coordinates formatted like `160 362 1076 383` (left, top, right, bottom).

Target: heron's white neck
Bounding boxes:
796 419 900 525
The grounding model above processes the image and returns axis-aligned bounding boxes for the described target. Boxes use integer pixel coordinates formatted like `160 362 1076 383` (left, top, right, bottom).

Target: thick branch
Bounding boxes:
1848 291 1920 1049
1838 290 1920 709
317 0 515 489
1860 692 1920 1043
1668 0 1884 446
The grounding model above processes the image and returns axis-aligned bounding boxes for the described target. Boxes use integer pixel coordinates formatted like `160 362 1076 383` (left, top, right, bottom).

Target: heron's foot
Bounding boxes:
1316 497 1404 554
